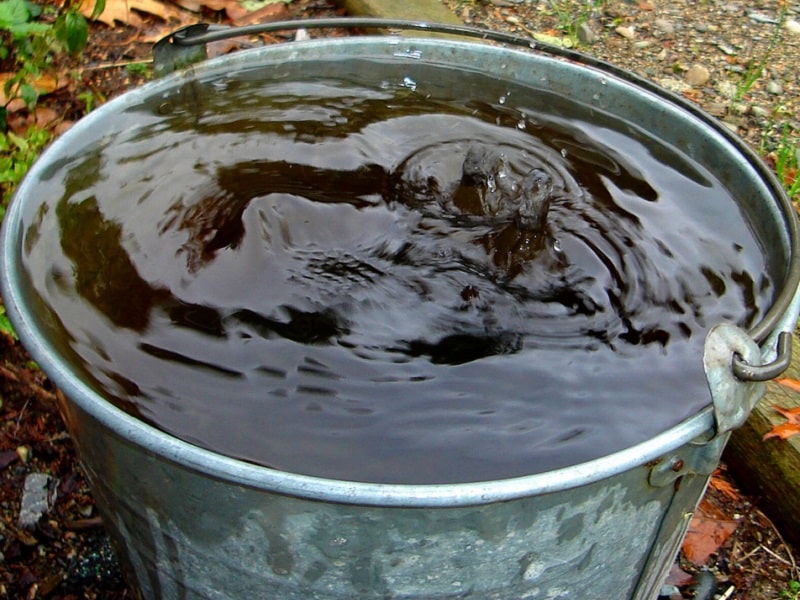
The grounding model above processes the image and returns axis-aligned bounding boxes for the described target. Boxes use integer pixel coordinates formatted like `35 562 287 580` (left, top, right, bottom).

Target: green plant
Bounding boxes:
546 0 605 46
0 0 103 110
125 61 152 78
733 2 787 102
780 580 800 600
0 301 18 340
773 124 799 203
0 125 51 217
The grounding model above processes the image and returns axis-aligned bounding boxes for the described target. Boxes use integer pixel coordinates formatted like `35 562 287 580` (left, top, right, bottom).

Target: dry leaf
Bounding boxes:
708 473 738 502
762 404 800 441
763 422 800 441
776 377 800 393
0 72 69 105
681 497 739 565
228 1 288 24
171 0 228 12
81 0 180 27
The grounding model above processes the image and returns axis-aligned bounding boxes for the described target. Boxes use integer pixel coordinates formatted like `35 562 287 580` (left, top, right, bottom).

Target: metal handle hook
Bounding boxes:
732 330 793 382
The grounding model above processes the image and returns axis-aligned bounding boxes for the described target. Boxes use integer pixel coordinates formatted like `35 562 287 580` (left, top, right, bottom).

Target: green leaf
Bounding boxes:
90 0 106 21
19 81 37 107
56 9 88 54
6 20 50 38
0 0 31 28
0 305 18 341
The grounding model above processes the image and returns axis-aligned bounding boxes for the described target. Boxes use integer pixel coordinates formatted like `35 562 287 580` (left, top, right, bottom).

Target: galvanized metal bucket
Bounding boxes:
2 20 800 600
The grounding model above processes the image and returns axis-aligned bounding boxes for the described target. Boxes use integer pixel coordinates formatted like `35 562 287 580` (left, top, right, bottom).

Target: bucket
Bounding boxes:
2 19 799 599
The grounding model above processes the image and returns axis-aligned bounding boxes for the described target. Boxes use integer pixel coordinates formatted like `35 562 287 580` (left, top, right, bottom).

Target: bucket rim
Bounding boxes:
0 34 795 506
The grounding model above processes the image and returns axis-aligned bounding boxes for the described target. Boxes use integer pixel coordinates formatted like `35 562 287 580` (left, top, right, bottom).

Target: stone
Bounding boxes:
685 64 711 86
751 105 770 118
657 77 691 94
786 19 800 36
18 473 57 529
615 25 636 40
653 18 675 34
577 21 598 44
766 80 784 95
717 80 738 99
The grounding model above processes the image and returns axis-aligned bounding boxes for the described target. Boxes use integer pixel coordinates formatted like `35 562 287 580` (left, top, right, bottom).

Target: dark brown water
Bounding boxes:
20 60 773 483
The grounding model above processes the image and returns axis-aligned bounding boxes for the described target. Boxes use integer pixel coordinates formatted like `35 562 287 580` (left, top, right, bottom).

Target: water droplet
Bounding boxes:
599 77 607 86
402 76 417 91
560 148 568 158
498 96 506 105
517 120 526 130
553 238 563 253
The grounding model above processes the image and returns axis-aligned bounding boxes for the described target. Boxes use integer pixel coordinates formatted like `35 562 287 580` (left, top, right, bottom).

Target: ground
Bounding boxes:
1 0 799 598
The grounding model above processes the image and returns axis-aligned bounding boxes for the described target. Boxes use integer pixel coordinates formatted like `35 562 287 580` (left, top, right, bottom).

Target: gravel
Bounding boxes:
444 0 799 158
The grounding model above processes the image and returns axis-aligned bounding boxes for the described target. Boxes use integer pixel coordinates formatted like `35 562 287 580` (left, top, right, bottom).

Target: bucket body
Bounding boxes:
2 33 799 599
69 398 715 600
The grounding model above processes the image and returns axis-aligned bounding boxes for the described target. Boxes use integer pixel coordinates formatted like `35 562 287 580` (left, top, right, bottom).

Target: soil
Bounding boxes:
1 0 798 598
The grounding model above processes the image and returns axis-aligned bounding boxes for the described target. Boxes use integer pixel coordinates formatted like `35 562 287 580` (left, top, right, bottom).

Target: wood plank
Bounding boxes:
724 333 800 548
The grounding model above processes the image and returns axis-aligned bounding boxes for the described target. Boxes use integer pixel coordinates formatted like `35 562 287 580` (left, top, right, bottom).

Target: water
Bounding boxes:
20 61 773 483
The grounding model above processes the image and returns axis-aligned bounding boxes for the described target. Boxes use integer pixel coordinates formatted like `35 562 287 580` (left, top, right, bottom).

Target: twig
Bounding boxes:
761 544 793 566
65 516 105 531
757 508 798 577
83 58 153 71
718 585 735 600
737 543 764 563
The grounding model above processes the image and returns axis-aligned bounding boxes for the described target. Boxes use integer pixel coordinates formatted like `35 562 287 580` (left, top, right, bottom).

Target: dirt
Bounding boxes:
0 0 798 598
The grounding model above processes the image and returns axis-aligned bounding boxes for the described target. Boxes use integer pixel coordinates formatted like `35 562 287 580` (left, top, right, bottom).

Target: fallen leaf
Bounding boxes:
763 422 800 441
773 405 800 422
776 377 800 393
171 0 228 12
34 107 60 129
0 72 68 105
664 563 693 587
762 404 800 441
229 1 288 25
708 473 739 502
80 0 182 27
682 497 739 565
0 450 18 471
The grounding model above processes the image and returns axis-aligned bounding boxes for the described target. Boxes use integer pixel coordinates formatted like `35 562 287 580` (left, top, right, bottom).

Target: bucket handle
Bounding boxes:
153 17 614 76
732 330 792 381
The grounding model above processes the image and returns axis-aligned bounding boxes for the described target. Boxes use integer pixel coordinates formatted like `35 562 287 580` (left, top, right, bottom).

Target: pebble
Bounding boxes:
718 81 738 99
751 106 770 118
658 77 691 94
615 25 636 40
766 81 784 95
747 11 779 24
729 102 750 116
685 64 711 87
705 102 729 117
786 19 800 36
717 42 736 56
577 21 598 44
18 473 57 529
653 18 675 34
